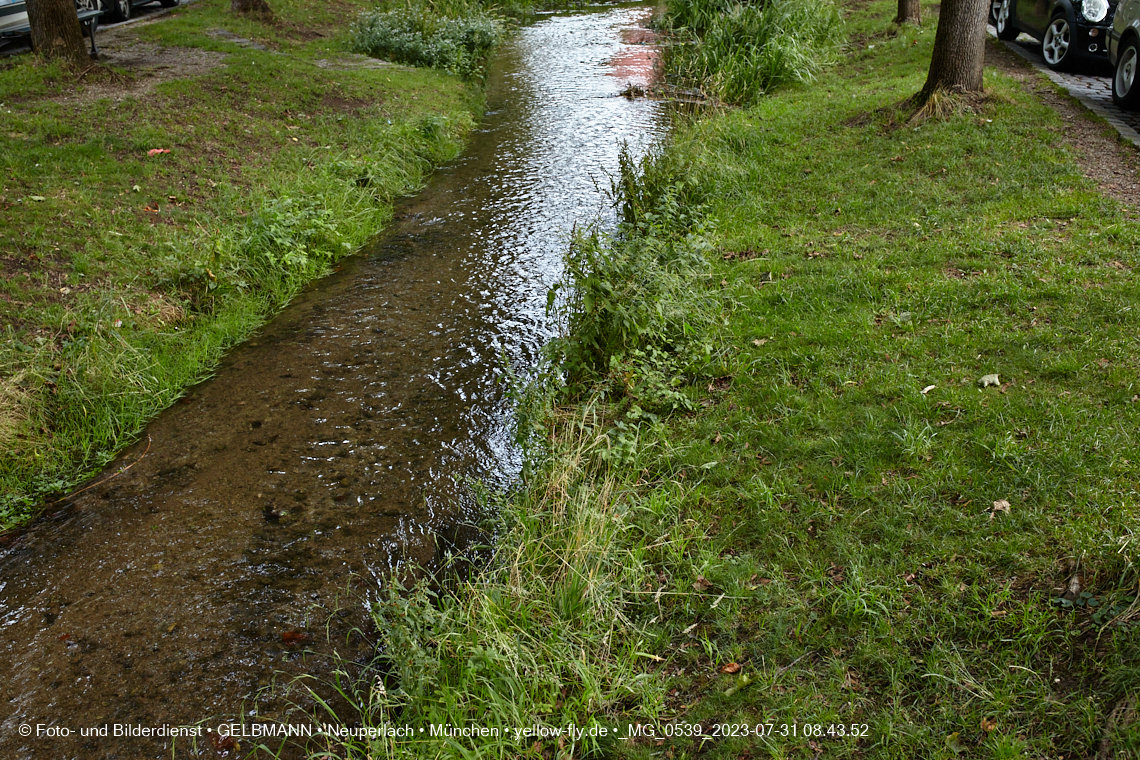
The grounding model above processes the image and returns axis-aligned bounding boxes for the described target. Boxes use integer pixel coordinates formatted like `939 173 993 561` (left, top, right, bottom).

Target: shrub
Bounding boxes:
351 2 505 79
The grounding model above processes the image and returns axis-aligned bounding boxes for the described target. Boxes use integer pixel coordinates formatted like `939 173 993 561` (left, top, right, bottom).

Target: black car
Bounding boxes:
991 0 1116 70
103 0 178 23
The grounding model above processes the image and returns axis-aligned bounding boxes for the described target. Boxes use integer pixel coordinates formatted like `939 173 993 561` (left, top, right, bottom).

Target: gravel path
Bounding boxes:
990 25 1140 148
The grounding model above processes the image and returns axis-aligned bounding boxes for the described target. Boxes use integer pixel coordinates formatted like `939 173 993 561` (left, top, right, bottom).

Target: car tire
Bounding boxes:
104 0 130 22
992 0 1018 40
1114 38 1140 108
159 0 178 7
1041 12 1073 70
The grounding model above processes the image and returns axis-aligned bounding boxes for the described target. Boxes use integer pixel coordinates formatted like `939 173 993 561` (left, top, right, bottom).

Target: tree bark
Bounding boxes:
231 0 273 20
896 0 922 24
919 0 989 98
26 0 89 67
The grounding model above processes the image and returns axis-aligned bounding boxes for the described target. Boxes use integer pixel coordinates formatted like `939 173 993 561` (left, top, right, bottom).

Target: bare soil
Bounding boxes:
58 31 228 105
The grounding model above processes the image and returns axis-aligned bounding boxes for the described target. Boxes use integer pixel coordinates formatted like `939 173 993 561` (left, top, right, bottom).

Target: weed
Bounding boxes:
546 145 724 405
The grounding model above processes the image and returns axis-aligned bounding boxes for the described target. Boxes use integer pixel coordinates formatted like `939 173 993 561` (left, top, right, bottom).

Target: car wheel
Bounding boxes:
1041 13 1072 70
992 0 1018 40
1114 38 1140 108
104 0 130 22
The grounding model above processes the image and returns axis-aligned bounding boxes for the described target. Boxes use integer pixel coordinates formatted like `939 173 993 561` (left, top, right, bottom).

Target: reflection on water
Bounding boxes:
0 4 664 757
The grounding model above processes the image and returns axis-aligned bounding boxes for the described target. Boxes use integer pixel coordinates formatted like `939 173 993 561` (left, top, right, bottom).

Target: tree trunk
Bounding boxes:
919 0 989 99
231 0 273 20
896 0 922 24
26 0 89 67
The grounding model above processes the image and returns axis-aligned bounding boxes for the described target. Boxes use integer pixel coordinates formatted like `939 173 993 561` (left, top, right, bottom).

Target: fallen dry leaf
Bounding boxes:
980 717 997 733
990 500 1011 520
692 576 713 592
720 662 742 674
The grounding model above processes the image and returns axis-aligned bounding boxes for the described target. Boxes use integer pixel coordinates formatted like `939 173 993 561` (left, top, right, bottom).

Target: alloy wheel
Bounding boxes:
1042 17 1070 66
1116 44 1140 105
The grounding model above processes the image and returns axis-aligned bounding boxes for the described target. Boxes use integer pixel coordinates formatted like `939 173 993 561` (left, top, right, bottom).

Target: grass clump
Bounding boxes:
662 0 844 104
317 404 665 758
351 0 506 79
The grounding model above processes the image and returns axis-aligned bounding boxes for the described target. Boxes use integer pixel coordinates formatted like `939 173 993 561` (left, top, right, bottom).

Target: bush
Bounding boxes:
352 2 505 79
664 0 844 105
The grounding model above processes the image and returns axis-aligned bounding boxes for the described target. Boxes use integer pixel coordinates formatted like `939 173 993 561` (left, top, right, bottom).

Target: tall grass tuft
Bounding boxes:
663 0 844 105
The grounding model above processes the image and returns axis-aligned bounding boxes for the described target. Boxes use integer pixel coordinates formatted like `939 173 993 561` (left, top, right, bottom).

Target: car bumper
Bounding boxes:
1076 22 1114 57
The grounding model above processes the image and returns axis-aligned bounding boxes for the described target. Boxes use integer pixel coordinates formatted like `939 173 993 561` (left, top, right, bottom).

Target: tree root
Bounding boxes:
905 86 986 124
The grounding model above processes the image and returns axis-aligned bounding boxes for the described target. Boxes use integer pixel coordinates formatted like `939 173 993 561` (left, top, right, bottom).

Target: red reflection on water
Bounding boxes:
609 23 661 86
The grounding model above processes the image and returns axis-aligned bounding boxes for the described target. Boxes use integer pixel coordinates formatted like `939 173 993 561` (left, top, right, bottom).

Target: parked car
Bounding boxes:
1109 0 1140 105
0 0 27 34
103 0 178 23
2 0 101 54
991 0 1116 71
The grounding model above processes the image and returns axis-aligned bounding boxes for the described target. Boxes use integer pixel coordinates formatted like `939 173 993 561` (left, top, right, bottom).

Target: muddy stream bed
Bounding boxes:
1 5 666 758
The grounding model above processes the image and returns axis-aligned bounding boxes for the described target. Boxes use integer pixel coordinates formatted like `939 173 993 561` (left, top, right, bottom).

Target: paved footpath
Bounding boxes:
991 26 1140 148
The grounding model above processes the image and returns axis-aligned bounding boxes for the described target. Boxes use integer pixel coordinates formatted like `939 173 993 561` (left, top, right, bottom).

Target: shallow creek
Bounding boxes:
0 5 666 757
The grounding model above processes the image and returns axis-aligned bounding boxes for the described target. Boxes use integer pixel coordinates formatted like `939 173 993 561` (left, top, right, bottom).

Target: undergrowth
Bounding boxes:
662 0 844 104
546 146 725 412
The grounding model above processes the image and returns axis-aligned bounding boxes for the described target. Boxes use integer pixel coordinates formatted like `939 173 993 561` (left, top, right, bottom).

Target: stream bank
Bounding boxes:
0 0 481 529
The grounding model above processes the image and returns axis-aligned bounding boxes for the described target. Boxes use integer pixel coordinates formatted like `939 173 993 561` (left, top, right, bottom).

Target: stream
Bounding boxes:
0 5 666 757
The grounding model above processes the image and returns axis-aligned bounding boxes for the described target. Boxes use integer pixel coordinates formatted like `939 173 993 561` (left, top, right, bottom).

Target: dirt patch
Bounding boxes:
320 92 373 113
56 32 228 105
314 53 402 71
985 39 1140 211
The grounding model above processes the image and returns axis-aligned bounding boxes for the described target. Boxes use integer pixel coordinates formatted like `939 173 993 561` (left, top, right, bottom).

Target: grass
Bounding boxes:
0 0 483 528
308 1 1140 758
